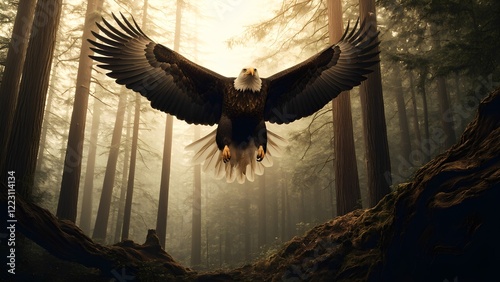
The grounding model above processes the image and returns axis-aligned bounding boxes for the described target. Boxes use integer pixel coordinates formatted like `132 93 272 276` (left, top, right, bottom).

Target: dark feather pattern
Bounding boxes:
88 13 225 125
263 18 380 124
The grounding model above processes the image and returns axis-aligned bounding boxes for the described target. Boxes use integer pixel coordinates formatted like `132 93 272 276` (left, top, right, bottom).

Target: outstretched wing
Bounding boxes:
263 18 380 124
89 13 227 125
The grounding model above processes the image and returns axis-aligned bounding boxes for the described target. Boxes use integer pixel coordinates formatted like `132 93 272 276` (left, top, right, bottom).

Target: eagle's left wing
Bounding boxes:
88 13 227 125
263 18 380 124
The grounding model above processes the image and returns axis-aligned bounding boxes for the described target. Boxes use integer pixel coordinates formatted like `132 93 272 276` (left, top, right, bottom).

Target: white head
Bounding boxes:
234 67 262 92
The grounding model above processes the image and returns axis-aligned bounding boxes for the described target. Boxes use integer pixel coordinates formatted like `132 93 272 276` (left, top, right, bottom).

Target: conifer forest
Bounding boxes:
0 0 499 281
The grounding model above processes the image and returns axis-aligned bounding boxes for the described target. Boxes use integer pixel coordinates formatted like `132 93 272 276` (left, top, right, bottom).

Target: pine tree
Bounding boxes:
57 0 104 221
258 175 267 248
156 0 182 248
3 0 62 199
392 63 412 159
358 0 392 206
79 96 102 235
327 0 362 215
121 0 148 241
92 89 128 242
0 0 36 166
191 126 202 265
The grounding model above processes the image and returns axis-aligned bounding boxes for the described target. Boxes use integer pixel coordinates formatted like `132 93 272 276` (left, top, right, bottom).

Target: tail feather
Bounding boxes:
186 129 217 164
267 130 287 157
186 128 286 183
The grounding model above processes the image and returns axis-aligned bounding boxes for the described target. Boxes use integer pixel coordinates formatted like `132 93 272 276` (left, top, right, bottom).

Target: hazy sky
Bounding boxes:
187 0 279 77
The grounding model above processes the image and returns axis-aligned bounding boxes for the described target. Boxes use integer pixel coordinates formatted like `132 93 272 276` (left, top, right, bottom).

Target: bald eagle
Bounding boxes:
89 13 380 183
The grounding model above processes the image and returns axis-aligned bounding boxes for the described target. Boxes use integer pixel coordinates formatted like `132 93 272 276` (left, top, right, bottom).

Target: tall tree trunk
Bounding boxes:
122 94 141 240
191 126 202 265
36 58 59 173
0 0 36 166
156 115 173 246
156 0 182 248
243 182 251 261
258 175 267 248
57 0 104 221
268 180 279 242
358 2 392 207
408 71 422 147
431 25 456 148
113 100 132 243
436 77 457 148
327 0 362 215
285 179 294 237
418 69 431 162
59 102 71 163
393 63 412 159
92 89 128 242
280 178 287 241
79 97 103 235
3 0 62 199
122 0 148 241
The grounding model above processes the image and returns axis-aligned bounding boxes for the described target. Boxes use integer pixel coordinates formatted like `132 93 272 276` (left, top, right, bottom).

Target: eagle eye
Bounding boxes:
254 68 257 71
242 68 247 72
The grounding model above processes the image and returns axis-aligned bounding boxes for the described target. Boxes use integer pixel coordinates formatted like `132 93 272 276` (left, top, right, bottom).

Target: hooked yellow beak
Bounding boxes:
245 68 255 76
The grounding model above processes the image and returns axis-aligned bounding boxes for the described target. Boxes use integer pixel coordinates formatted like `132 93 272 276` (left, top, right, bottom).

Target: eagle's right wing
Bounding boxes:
89 13 226 125
263 18 380 124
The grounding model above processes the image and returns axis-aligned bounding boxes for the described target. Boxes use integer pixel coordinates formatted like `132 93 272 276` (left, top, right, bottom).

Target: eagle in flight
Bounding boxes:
89 13 380 183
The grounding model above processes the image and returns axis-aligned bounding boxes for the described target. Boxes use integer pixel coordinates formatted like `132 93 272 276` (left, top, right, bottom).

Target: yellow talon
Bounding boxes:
222 145 231 163
257 145 265 162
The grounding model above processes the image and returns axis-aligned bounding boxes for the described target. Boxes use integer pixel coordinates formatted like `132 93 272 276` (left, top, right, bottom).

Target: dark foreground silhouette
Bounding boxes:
2 87 499 281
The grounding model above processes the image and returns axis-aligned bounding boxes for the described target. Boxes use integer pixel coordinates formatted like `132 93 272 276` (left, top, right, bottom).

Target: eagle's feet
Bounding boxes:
222 145 231 163
257 145 265 162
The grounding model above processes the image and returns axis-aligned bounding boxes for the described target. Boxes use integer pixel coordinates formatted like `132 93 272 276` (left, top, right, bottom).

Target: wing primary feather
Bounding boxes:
88 39 119 52
101 17 134 41
90 31 124 47
130 15 151 40
264 16 381 124
118 12 143 37
96 21 128 43
343 18 359 41
339 19 352 41
88 14 227 125
112 13 140 38
351 28 371 46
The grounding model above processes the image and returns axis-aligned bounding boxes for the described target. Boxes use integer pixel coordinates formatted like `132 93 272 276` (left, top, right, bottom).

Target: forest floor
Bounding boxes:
0 239 108 281
1 87 499 281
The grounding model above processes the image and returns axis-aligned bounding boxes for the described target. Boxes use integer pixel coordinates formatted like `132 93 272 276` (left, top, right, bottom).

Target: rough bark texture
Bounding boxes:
57 0 104 221
358 3 392 207
0 0 36 163
3 88 499 281
328 0 362 216
3 0 62 199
